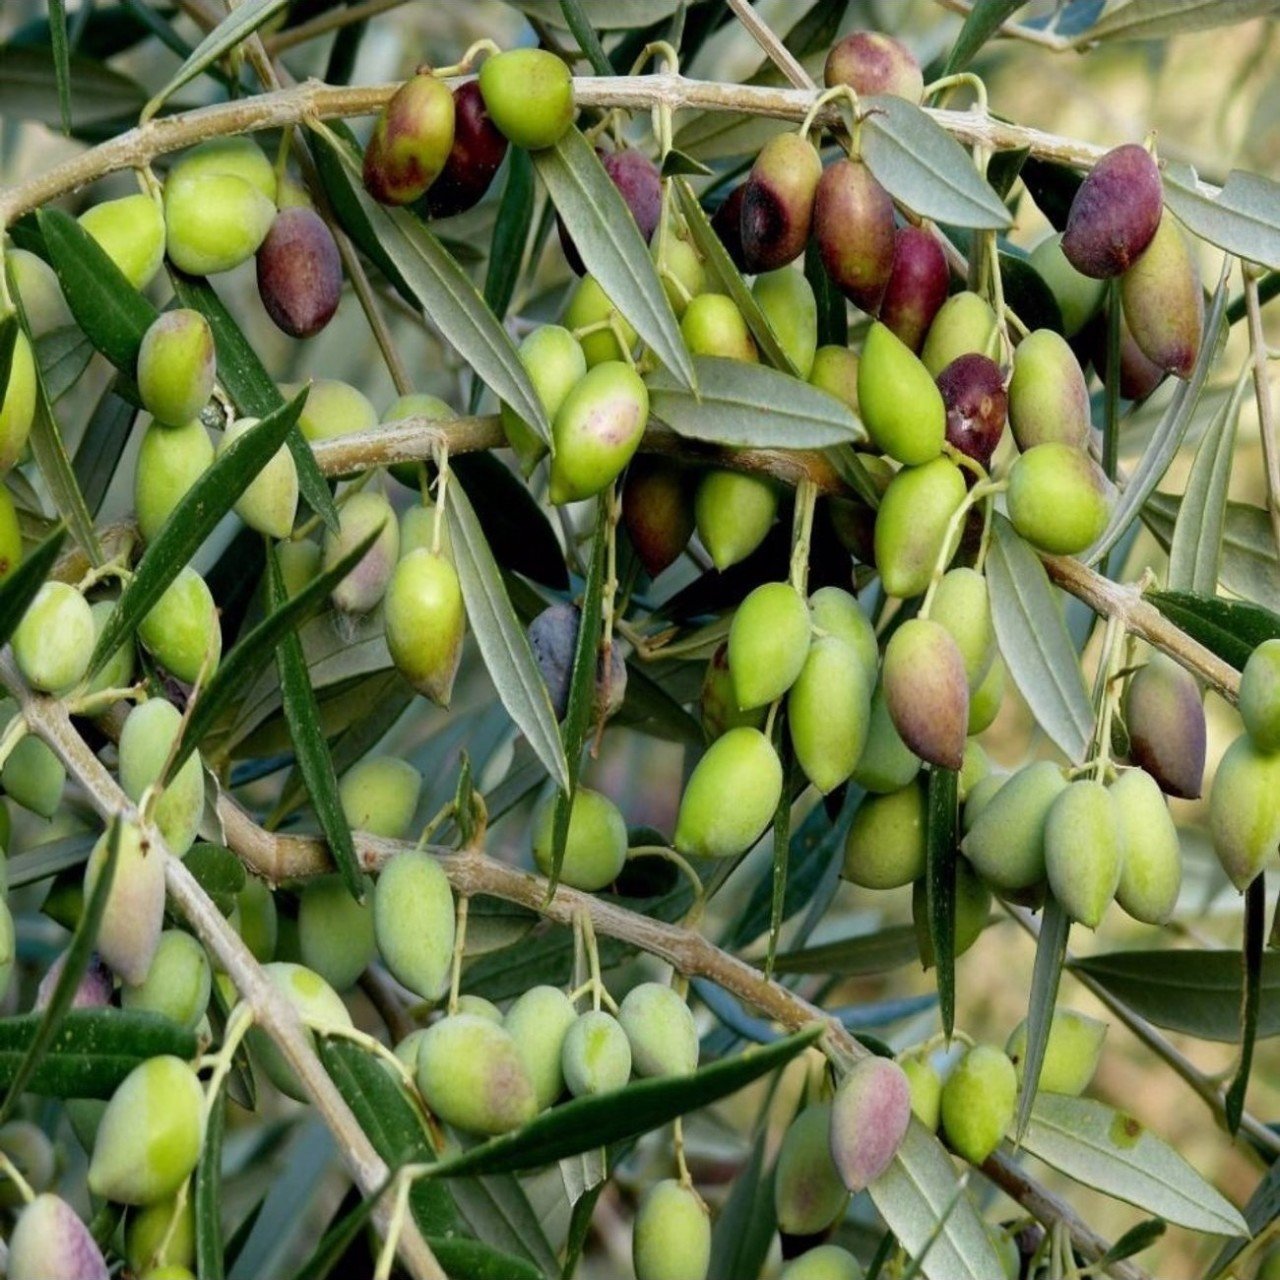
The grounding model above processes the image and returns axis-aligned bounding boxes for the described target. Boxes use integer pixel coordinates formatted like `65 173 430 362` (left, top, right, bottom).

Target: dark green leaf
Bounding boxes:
1015 894 1070 1140
764 746 793 978
1020 156 1082 231
987 147 1030 201
1099 1218 1166 1266
479 148 534 335
0 311 16 403
999 251 1064 335
47 0 72 133
943 0 1029 73
35 325 96 404
74 380 137 517
196 1085 227 1280
560 1180 607 1280
660 149 712 179
290 1183 387 1280
805 239 847 348
1144 590 1280 671
151 0 290 108
772 924 920 977
1226 875 1265 1133
708 1115 775 1280
432 1238 543 1280
0 522 65 650
181 844 247 916
559 0 612 74
1206 1158 1280 1277
0 46 145 129
925 767 959 1039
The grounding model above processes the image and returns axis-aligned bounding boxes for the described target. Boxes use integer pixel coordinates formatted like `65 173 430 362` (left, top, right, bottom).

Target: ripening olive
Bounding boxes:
374 850 455 1001
559 148 661 274
423 81 508 218
119 697 205 857
727 581 811 711
384 549 465 705
135 419 214 542
137 565 221 683
681 293 757 363
814 159 896 314
843 780 926 889
1008 329 1090 451
879 226 950 353
12 582 94 693
882 618 969 771
35 950 112 1012
632 1180 711 1280
1091 306 1166 401
137 309 215 428
1110 767 1181 924
298 874 376 991
1007 1008 1107 1097
322 490 399 614
505 985 577 1109
1044 779 1123 928
256 206 343 339
362 72 456 206
80 194 166 290
694 469 777 571
930 567 996 690
824 30 924 101
873 456 966 598
549 361 649 504
1028 233 1105 337
251 962 353 1100
294 379 378 444
1007 443 1110 556
937 353 1007 469
961 760 1066 892
829 1056 912 1192
853 683 922 794
7 1193 109 1280
1121 214 1203 379
218 416 298 539
858 321 946 465
619 982 699 1078
561 1009 632 1097
940 1044 1016 1164
1124 652 1206 800
623 456 696 579
789 635 873 794
753 268 818 377
774 1103 849 1235
739 132 822 273
1061 143 1162 279
1209 733 1280 891
0 330 34 475
920 292 998 377
2 734 65 818
477 49 575 151
562 275 637 367
122 929 211 1031
674 727 782 859
416 1013 538 1135
531 786 627 892
711 183 748 271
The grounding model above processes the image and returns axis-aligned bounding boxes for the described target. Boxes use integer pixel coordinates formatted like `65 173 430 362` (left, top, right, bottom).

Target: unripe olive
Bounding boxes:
340 755 421 840
844 781 925 889
137 309 215 427
901 1054 943 1131
700 642 767 741
940 1044 1016 1164
532 786 627 891
84 820 165 985
7 1193 109 1280
170 137 277 198
1121 214 1203 379
322 490 398 614
527 602 626 723
780 1247 863 1280
931 567 995 690
562 275 637 367
959 739 991 802
252 962 352 1100
276 539 321 600
752 268 818 377
619 982 698 1078
362 72 455 206
1123 652 1206 800
0 1121 56 1207
710 183 748 271
879 226 950 353
632 1179 711 1280
164 171 277 276
1008 328 1090 452
809 586 878 676
549 361 649 504
658 232 706 319
1044 779 1123 928
561 1009 632 1097
417 1013 538 1134
882 618 969 771
458 994 503 1022
135 419 214 542
219 416 298 539
824 30 924 101
423 81 509 218
740 132 822 273
1029 233 1105 337
79 194 166 290
1061 143 1162 279
478 49 575 151
808 344 860 412
921 292 998 378
789 635 874 794
674 726 782 859
2 734 66 817
1241 639 1280 751
853 683 922 794
694 469 777 571
873 456 966 598
125 1195 195 1275
623 456 696 579
230 875 277 963
1007 1008 1107 1097
858 321 946 465
913 856 991 967
374 851 454 1000
122 929 211 1031
0 375 29 507
256 206 343 339
505 985 577 1108
829 1056 912 1192
89 1055 203 1204
13 581 94 693
727 581 811 711
936 353 1006 469
294 379 378 444
680 292 757 363
8 248 72 335
1209 733 1280 891
1007 443 1110 556
559 148 661 274
968 656 1005 735
385 549 465 705
502 324 587 475
961 760 1065 891
1110 767 1181 924
298 874 376 990
814 159 896 314
138 565 221 684
774 1102 848 1234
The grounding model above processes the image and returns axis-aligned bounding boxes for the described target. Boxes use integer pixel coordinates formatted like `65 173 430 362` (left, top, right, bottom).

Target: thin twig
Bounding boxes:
266 0 412 54
723 0 815 90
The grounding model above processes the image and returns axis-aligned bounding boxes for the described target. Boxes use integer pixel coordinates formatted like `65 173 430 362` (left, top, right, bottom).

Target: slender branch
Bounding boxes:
265 0 412 54
723 0 815 90
932 0 1074 52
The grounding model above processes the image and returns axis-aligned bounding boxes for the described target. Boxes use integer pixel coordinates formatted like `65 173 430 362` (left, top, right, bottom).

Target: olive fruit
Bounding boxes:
2 734 66 818
968 654 1005 735
1241 639 1280 751
374 851 455 1000
937 353 1006 468
789 635 873 794
809 586 878 674
298 874 376 990
681 292 757 362
84 821 165 985
1061 143 1162 279
0 326 35 475
808 344 860 411
858 321 946 464
256 206 343 338
562 275 637 367
873 455 966 597
137 309 216 427
294 378 378 444
1029 232 1105 336
1209 733 1280 891
125 1195 195 1274
880 226 950 353
339 756 420 840
710 183 748 270
478 49 574 151
853 683 923 794
1124 652 1206 799
632 1180 711 1280
7 1193 109 1280
219 416 298 538
531 786 627 891
1008 329 1090 451
549 361 649 504
138 565 221 683
753 268 818 377
1090 306 1166 401
122 929 211 1031
913 856 991 967
502 324 587 475
694 470 777 571
457 994 503 1022
779 1246 863 1280
829 1056 912 1192
35 950 112 1012
699 642 767 740
276 539 321 599
1110 767 1181 924
386 394 456 492
658 232 707 318
251 963 353 1100
961 760 1066 892
135 419 214 542
0 1121 56 1207
561 1009 632 1097
740 132 822 273
814 159 896 313
423 81 508 218
882 618 969 770
940 1044 1016 1164
728 581 811 711
80 194 166 290
119 697 205 858
362 71 455 206
13 582 94 693
824 30 924 102
1121 214 1203 378
921 292 998 377
1006 443 1110 555
527 601 626 722
930 567 996 690
843 780 926 889
674 727 782 859
1044 779 1123 927
623 456 696 578
505 985 577 1108
416 1013 538 1134
89 1055 203 1204
322 491 399 614
774 1103 848 1235
8 248 72 336
1007 1008 1107 1096
559 148 661 274
164 143 277 275
234 875 278 963
619 982 698 1077
901 1054 943 1130
385 550 465 705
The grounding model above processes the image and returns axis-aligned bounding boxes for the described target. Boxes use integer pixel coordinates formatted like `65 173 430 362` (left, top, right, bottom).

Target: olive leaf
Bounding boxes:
1163 163 1280 272
1015 894 1070 1141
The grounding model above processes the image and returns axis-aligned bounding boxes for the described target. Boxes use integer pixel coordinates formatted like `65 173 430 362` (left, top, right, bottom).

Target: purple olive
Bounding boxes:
937 352 1007 469
422 81 508 218
256 207 343 339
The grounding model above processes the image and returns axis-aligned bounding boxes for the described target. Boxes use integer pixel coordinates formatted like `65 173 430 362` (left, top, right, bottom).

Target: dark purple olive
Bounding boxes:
711 183 748 272
559 149 662 275
937 352 1006 469
622 456 696 579
813 158 896 314
1061 144 1162 280
528 602 627 722
739 133 822 273
879 227 949 353
256 207 343 339
824 31 924 103
423 81 508 218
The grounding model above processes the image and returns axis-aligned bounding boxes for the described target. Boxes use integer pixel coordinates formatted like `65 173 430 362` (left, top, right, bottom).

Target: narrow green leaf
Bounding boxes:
481 149 535 324
1144 590 1280 671
34 325 95 404
986 516 1094 759
1014 894 1070 1140
764 746 793 978
89 392 308 679
1226 874 1265 1134
560 1181 608 1280
47 0 73 134
559 0 612 74
943 0 1029 74
535 130 696 389
0 46 146 129
446 481 571 794
1081 0 1280 45
427 1027 821 1180
0 523 66 650
805 239 847 348
708 1119 776 1280
1205 1158 1280 1278
74 380 137 517
0 312 17 401
196 1086 227 1280
772 924 920 977
266 546 365 902
183 844 246 916
289 1182 390 1280
1099 1219 1166 1266
430 1238 543 1280
924 767 958 1040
